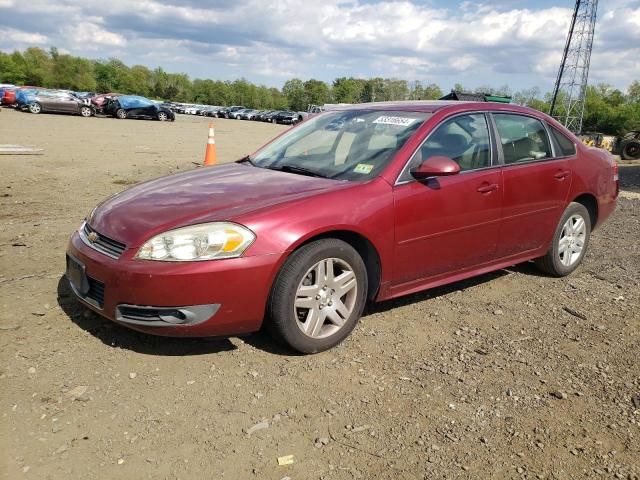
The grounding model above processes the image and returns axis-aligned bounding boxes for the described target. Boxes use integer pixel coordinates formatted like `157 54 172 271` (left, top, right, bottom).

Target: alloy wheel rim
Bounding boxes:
81 107 91 116
159 113 167 121
294 257 358 339
31 104 40 113
558 214 586 267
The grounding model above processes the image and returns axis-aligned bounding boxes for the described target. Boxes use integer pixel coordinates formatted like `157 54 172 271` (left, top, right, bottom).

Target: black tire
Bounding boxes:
79 105 93 117
267 239 368 353
116 108 127 119
157 111 168 121
621 139 640 160
535 202 591 277
28 102 42 114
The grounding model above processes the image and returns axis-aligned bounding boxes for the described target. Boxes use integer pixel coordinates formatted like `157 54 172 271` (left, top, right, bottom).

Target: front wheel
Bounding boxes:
267 239 368 353
157 111 168 121
116 108 127 119
535 202 591 277
28 102 42 114
79 106 93 117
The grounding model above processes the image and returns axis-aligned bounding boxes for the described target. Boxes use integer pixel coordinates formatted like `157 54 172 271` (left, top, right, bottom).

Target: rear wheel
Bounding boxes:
157 111 168 121
79 106 93 117
621 139 640 160
28 102 42 114
268 239 368 353
116 108 127 119
535 202 591 277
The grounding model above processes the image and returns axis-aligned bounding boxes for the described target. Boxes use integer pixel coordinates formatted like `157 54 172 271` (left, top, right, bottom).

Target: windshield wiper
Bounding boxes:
268 164 327 178
237 155 258 166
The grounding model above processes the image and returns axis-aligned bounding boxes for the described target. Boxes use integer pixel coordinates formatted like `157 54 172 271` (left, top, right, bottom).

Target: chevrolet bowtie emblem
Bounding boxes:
87 232 99 243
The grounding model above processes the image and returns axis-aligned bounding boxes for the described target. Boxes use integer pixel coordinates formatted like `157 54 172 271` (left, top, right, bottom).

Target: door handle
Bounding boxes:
477 183 499 194
554 170 571 180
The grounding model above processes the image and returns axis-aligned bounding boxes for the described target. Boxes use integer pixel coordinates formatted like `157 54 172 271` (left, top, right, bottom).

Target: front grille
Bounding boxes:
82 223 126 258
85 276 105 308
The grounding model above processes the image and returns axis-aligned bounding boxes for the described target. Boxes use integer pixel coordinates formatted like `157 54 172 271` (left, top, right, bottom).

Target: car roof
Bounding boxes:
330 100 538 115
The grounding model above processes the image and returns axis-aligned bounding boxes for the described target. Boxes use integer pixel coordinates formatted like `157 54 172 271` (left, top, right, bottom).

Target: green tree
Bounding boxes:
381 79 409 101
361 77 385 102
22 47 52 86
332 77 365 103
0 51 26 84
283 78 305 110
628 81 640 104
303 79 330 108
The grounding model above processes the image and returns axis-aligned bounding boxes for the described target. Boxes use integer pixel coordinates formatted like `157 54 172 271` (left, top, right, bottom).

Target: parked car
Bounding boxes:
238 109 261 120
0 84 15 105
253 110 275 121
230 108 251 120
217 106 245 118
66 101 618 353
90 93 120 113
262 110 282 122
271 110 302 125
15 88 40 108
201 106 222 117
3 86 40 106
104 95 175 121
184 105 200 115
22 89 95 117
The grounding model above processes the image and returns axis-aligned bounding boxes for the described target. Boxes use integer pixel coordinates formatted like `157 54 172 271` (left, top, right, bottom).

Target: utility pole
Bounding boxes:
549 0 597 133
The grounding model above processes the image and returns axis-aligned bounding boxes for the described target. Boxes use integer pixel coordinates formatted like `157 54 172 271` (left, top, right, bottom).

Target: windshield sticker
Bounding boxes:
353 163 374 174
372 116 417 127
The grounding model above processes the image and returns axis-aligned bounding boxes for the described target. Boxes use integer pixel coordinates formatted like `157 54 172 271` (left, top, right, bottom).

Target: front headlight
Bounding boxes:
135 222 255 261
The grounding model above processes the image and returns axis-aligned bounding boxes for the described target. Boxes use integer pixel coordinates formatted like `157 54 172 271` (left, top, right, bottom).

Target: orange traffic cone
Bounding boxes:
204 123 217 166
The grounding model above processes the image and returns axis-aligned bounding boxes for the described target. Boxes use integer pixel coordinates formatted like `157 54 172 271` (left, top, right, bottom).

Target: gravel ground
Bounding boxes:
1 109 638 479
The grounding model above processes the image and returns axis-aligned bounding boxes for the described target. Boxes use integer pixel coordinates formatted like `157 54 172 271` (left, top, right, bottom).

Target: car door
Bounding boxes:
58 93 80 113
491 113 572 258
140 104 157 118
392 112 503 286
37 91 58 111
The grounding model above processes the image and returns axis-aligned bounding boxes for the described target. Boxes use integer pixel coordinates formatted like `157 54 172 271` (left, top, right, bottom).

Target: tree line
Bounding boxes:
0 47 638 135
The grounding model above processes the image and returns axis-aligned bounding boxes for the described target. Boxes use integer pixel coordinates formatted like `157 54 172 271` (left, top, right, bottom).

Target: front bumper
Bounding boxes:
66 231 281 337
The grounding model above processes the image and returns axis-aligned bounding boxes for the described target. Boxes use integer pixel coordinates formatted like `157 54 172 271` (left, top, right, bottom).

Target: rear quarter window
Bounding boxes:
549 126 577 157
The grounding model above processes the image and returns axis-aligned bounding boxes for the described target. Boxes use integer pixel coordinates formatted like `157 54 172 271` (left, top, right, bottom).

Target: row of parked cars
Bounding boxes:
0 85 306 125
166 102 307 125
0 85 175 121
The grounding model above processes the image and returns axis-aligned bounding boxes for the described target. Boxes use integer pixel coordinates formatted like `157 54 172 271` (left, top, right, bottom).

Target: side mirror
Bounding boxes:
411 156 460 180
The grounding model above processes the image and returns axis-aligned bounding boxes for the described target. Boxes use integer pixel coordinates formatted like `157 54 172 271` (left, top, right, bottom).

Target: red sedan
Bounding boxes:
66 101 618 353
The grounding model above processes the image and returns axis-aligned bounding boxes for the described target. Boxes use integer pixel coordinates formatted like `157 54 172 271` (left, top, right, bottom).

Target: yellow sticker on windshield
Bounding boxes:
354 163 374 174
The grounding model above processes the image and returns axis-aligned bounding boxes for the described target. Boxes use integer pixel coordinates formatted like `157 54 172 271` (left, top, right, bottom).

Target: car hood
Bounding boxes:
89 163 349 248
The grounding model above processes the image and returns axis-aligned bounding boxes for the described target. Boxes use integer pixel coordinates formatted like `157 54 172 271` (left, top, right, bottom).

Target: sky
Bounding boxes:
0 0 639 93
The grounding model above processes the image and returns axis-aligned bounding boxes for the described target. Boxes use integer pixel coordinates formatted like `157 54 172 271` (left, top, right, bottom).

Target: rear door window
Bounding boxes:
549 126 577 156
493 114 552 164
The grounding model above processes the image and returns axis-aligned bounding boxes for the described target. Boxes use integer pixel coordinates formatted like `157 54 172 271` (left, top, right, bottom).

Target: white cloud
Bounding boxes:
0 0 638 90
62 23 126 49
0 27 48 45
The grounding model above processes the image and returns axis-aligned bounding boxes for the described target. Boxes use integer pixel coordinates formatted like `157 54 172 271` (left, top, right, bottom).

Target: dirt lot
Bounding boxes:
1 108 638 480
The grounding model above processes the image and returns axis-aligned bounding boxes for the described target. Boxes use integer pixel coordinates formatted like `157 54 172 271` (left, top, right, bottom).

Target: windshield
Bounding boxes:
251 110 429 181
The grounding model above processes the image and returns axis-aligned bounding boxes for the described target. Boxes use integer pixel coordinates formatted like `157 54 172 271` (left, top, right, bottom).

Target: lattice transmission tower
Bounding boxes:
549 0 598 133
